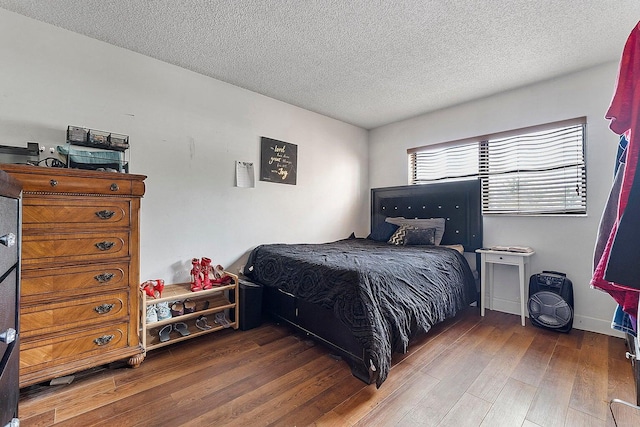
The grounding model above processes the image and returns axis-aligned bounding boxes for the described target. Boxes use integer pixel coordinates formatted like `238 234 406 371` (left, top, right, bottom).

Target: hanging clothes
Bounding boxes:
590 22 640 317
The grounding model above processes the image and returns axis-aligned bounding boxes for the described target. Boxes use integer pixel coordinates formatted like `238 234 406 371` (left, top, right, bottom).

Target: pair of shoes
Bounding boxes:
191 258 224 291
195 315 212 330
158 322 190 342
140 279 165 299
157 302 171 321
170 299 196 316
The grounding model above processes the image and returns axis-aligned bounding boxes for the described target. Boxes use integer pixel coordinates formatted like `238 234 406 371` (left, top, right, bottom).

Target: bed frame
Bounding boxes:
262 179 483 384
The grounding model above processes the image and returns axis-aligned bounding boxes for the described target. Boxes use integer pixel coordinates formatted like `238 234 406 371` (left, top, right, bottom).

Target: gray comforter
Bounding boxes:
244 237 476 387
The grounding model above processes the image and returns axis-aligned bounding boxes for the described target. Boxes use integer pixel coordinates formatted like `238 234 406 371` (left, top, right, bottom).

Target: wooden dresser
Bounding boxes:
0 164 146 388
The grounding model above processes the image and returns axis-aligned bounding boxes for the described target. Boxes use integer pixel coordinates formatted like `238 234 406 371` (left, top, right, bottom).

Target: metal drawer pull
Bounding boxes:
0 232 16 247
0 328 16 344
95 241 115 251
94 272 114 283
50 179 58 187
94 303 114 314
93 334 114 346
95 210 115 220
110 183 119 191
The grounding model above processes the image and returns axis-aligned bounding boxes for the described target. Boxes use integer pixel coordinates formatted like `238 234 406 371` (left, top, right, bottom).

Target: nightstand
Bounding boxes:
475 248 535 326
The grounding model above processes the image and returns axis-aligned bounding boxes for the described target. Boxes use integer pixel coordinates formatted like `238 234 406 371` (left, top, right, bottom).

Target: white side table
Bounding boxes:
475 249 535 326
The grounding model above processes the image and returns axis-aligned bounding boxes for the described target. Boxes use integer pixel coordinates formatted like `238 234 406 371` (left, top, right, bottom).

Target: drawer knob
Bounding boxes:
94 303 114 314
95 241 115 251
93 334 114 346
50 179 58 187
95 273 115 283
0 328 16 344
0 232 16 247
110 183 119 192
95 210 115 220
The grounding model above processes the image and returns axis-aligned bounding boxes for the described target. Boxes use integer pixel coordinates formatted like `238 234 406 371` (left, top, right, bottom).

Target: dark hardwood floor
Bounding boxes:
18 308 640 426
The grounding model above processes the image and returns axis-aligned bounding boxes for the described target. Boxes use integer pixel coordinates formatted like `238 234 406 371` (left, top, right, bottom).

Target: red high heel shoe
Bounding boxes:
190 258 203 292
140 280 155 298
141 279 164 298
201 257 213 290
153 279 165 298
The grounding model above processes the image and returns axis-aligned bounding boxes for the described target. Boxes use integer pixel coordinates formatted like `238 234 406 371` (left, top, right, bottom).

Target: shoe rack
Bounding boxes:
139 272 239 355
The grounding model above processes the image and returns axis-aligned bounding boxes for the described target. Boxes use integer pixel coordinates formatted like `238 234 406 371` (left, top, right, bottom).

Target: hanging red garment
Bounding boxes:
591 22 640 316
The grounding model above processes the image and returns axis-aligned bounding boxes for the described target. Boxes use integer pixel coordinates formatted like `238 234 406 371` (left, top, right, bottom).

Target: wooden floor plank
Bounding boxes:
480 377 537 427
525 343 581 427
466 331 534 403
568 331 609 420
438 392 492 427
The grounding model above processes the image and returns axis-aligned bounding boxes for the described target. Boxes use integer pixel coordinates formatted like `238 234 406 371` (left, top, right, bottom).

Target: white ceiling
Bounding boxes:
1 1 640 129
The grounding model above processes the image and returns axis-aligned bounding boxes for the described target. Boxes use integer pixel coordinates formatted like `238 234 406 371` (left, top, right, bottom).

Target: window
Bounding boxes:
408 118 586 215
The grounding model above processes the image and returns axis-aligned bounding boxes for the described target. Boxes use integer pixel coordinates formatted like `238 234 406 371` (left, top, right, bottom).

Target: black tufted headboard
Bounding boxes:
370 180 483 252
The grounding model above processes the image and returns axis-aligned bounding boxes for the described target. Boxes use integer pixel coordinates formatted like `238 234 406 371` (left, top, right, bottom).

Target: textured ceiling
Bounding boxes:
1 1 640 129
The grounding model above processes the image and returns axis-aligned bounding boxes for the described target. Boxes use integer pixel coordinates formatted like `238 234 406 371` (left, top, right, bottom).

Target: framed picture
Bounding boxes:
260 137 297 185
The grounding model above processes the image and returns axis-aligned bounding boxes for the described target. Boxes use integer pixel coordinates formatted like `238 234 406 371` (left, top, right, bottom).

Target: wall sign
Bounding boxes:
260 137 297 185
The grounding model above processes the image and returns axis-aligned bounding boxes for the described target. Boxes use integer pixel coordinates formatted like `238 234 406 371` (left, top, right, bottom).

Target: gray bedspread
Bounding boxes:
244 237 476 387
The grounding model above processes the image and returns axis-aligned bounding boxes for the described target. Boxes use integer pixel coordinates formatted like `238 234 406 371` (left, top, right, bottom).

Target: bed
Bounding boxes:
244 180 483 387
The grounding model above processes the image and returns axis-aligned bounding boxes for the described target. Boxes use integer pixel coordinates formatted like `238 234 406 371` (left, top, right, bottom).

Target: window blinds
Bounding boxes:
408 119 586 215
409 142 478 183
480 124 586 214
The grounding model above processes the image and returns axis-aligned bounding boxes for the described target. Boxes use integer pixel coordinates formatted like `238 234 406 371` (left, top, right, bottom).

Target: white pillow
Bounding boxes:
385 217 446 245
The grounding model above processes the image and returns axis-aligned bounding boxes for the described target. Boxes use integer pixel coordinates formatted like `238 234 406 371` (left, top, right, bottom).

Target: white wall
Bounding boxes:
0 9 370 283
369 63 623 336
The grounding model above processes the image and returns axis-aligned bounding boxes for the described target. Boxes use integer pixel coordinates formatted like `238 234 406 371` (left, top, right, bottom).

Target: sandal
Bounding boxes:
183 299 196 314
173 322 190 336
159 324 172 342
214 312 231 328
212 264 224 279
201 257 213 290
190 258 202 292
153 279 165 298
195 316 212 331
140 281 155 298
170 302 184 317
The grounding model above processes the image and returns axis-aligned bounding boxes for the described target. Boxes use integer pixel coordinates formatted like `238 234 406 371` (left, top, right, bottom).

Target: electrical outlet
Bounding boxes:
38 145 59 160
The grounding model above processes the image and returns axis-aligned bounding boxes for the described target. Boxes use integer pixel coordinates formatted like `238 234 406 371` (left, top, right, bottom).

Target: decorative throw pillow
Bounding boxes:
367 222 400 242
385 217 446 245
388 225 416 245
403 227 436 246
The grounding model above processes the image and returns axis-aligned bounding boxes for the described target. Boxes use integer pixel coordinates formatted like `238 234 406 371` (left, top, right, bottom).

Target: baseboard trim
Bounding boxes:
490 298 623 338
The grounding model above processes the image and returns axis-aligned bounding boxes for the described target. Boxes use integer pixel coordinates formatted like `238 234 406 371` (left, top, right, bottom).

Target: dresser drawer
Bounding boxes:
20 322 129 375
0 268 17 365
22 198 130 230
21 262 128 303
0 196 18 275
0 164 146 197
483 252 523 265
22 231 129 265
21 291 129 338
14 172 132 195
